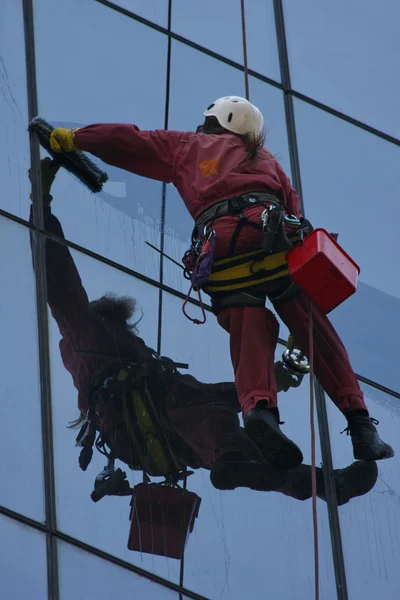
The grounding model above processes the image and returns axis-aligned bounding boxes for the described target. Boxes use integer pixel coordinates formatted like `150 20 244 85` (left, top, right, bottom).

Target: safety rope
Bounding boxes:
308 297 319 600
240 0 250 100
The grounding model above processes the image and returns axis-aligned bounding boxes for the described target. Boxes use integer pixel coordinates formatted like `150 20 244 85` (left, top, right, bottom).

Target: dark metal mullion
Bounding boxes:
272 0 304 210
95 0 169 34
0 504 48 533
157 0 172 356
291 89 400 148
0 208 36 228
283 94 304 210
315 384 349 599
157 181 167 354
273 2 348 599
357 374 400 400
22 2 59 599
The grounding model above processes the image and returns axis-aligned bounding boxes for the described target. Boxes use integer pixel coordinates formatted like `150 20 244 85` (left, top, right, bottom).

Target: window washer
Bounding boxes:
29 157 378 506
28 158 379 506
48 98 393 470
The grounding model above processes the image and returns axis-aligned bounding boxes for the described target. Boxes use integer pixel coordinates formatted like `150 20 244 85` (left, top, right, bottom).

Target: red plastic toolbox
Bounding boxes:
128 483 201 559
287 228 360 314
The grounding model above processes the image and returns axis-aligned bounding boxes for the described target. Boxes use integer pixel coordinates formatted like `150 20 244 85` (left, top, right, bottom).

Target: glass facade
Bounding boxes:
1 1 399 599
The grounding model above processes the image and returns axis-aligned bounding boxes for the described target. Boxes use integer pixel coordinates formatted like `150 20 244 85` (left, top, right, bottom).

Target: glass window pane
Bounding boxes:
109 0 168 27
161 293 336 599
58 541 185 599
163 40 291 293
0 1 31 219
0 217 45 521
294 98 400 392
47 242 181 582
326 381 400 598
172 0 280 81
283 0 400 137
34 0 168 279
0 514 47 599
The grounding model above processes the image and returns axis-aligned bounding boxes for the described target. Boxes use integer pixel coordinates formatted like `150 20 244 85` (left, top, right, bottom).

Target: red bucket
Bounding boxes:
128 483 201 559
287 228 360 313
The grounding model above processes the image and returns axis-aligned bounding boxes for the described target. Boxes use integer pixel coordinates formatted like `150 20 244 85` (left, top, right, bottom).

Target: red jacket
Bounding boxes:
74 124 302 218
29 206 242 467
29 206 154 417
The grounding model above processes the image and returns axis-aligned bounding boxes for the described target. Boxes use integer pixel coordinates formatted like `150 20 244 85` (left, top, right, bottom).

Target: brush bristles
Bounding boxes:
29 117 109 193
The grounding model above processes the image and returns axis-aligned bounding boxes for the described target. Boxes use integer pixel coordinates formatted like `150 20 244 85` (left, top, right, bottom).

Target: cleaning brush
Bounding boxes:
29 117 109 193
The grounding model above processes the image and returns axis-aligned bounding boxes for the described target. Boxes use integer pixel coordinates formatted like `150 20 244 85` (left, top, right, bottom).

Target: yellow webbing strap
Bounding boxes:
118 368 182 477
203 234 301 294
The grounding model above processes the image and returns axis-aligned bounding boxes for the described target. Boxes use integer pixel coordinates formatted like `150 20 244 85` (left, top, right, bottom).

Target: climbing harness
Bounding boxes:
181 189 312 322
75 351 201 560
181 192 278 324
75 350 189 502
195 191 281 232
202 233 301 295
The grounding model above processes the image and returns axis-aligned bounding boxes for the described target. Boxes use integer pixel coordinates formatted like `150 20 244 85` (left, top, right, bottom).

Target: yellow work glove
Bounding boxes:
50 128 78 153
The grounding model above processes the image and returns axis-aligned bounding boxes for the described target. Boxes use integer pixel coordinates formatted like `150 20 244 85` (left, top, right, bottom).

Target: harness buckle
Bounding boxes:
261 205 278 228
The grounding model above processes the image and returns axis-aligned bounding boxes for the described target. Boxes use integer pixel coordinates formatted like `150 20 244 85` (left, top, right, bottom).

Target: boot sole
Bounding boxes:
211 462 289 492
353 443 394 461
245 419 303 470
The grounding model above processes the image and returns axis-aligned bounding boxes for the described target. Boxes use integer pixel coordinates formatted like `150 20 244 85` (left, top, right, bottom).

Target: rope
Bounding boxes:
240 0 250 100
240 5 319 595
308 297 319 600
182 283 207 325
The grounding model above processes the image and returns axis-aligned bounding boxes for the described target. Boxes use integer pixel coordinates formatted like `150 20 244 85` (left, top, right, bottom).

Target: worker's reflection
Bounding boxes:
29 158 377 506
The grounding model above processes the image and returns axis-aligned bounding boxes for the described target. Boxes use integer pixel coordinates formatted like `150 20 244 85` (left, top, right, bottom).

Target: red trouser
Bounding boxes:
164 376 262 469
217 291 367 417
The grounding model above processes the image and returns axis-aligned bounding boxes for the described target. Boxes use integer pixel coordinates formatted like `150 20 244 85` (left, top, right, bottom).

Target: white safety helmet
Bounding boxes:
203 96 264 139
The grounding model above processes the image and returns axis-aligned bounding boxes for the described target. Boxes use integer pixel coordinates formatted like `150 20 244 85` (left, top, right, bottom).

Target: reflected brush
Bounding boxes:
29 117 108 193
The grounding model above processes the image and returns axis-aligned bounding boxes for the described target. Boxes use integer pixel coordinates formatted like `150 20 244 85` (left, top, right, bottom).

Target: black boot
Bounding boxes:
315 461 378 506
330 461 378 506
279 461 378 506
344 415 394 461
244 405 303 469
210 452 289 492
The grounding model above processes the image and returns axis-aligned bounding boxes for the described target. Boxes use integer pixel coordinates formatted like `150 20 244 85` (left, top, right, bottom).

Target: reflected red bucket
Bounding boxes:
287 228 360 313
128 483 201 559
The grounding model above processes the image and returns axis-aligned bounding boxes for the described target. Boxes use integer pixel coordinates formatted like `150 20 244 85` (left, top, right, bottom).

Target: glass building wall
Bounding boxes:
1 1 399 598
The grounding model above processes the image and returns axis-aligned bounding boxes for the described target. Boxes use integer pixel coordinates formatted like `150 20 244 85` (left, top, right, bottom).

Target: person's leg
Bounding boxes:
274 291 394 461
164 377 289 491
216 307 303 469
278 461 378 506
217 306 279 416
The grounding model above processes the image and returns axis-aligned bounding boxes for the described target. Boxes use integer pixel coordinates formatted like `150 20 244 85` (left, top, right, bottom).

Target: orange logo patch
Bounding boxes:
199 158 220 178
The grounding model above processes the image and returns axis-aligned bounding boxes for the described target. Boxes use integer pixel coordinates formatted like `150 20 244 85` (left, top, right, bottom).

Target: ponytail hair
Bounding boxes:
241 129 266 160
